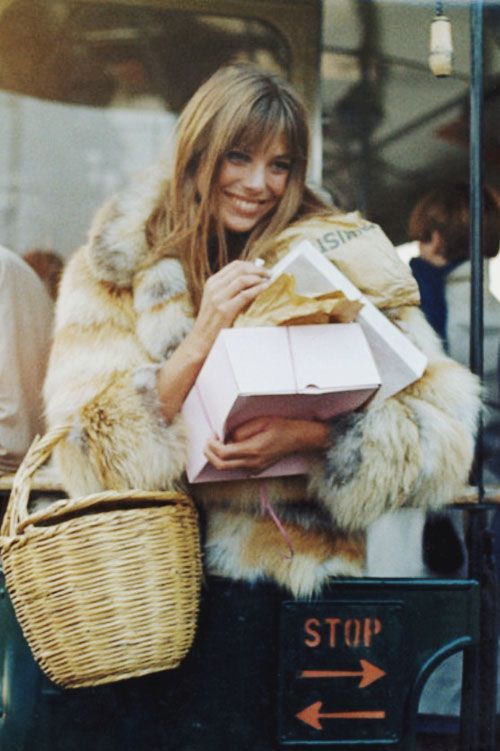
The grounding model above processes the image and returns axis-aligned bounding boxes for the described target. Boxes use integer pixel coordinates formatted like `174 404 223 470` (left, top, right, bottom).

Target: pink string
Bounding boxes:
259 480 294 560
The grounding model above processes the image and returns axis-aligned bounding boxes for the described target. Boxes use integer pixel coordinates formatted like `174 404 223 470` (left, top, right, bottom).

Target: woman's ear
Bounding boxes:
430 229 445 254
419 230 447 267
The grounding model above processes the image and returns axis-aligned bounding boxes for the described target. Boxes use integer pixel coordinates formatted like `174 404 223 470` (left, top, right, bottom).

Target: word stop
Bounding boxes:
304 616 382 649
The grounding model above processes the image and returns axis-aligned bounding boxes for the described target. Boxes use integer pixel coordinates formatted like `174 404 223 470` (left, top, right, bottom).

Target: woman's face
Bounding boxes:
216 135 291 233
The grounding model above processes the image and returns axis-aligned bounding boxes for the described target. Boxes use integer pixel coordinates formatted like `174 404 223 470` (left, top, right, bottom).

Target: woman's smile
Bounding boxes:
223 193 270 216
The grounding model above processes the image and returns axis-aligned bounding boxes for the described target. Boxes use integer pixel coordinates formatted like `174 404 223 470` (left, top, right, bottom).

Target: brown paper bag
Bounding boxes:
257 211 420 310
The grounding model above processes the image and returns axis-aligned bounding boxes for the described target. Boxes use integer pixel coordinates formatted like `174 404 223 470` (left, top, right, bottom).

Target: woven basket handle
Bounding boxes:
1 424 71 539
14 489 191 535
1 425 192 541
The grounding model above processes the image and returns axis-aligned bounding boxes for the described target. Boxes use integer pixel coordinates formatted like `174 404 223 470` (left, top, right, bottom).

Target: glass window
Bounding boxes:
0 0 290 255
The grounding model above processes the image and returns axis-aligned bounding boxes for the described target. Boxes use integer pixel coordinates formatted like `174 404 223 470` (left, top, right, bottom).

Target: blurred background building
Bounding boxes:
0 0 498 295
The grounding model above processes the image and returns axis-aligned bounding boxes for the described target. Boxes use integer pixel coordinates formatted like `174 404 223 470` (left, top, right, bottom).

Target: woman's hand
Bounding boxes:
204 416 330 473
156 261 268 423
189 260 269 357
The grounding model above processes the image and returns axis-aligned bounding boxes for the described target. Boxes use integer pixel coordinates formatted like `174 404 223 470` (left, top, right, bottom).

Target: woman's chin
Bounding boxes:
221 206 276 234
222 216 260 234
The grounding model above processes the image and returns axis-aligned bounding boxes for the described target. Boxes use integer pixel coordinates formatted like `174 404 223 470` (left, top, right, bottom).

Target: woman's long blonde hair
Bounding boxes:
145 64 329 310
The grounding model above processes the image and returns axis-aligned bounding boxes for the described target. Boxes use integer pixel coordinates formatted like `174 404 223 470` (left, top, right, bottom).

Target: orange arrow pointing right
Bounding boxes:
300 659 386 688
297 701 386 730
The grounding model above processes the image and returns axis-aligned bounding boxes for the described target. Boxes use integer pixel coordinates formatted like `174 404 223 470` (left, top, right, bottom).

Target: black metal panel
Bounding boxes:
278 581 479 749
279 601 404 745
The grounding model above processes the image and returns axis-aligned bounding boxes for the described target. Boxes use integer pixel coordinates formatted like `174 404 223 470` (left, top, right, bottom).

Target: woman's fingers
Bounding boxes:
201 264 269 316
194 260 270 343
207 261 269 291
221 280 269 318
217 259 269 281
219 272 270 300
204 441 266 471
203 418 330 472
204 280 268 326
206 435 257 460
230 417 270 442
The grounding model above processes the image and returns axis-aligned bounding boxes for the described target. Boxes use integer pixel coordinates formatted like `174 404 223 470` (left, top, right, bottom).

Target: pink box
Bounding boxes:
182 323 381 483
271 241 428 399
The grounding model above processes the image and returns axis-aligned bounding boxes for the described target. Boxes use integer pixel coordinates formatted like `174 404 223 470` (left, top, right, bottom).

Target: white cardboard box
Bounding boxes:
271 240 427 399
182 323 380 483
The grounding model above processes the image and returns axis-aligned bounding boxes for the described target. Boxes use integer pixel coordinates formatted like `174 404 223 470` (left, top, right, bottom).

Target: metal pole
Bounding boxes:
462 3 497 751
469 0 484 433
461 3 483 749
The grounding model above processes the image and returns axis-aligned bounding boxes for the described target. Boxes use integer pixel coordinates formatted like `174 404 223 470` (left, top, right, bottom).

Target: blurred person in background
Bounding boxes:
0 244 53 473
408 182 500 574
23 248 64 301
409 182 500 483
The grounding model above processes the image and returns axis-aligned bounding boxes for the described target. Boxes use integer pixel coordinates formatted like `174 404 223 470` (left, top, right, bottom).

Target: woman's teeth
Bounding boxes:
231 197 261 212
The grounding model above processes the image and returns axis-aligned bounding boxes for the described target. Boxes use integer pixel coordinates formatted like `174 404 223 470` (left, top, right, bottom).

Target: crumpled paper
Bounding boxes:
234 273 363 328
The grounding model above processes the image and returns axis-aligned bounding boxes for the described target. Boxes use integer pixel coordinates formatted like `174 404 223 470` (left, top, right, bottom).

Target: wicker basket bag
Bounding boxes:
0 425 202 689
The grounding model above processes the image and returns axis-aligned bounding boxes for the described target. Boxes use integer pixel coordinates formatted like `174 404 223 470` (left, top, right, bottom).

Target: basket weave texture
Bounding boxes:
0 425 202 689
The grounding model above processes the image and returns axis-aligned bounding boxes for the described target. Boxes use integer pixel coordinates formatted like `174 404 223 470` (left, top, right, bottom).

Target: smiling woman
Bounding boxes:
42 61 482 748
44 61 480 593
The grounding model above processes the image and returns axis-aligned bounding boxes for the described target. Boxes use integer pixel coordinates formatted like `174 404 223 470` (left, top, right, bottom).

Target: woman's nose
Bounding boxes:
243 163 266 192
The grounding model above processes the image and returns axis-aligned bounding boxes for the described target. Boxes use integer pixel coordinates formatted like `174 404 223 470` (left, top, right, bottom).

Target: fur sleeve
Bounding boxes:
43 247 189 497
308 306 481 532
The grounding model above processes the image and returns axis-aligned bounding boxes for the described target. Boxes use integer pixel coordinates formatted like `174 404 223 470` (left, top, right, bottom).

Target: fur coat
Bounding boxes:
44 168 481 597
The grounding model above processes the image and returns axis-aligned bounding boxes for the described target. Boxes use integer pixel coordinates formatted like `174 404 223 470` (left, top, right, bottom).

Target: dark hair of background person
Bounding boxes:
408 182 500 262
23 248 64 300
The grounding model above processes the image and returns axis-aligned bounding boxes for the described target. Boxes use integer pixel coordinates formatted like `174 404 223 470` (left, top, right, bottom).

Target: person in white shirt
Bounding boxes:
0 244 53 472
407 182 500 482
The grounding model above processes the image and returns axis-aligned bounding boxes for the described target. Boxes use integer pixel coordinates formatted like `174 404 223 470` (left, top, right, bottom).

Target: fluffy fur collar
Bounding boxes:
87 165 167 288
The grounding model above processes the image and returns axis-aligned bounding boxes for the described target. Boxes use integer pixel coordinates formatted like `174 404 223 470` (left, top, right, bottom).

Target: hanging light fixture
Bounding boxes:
429 1 454 77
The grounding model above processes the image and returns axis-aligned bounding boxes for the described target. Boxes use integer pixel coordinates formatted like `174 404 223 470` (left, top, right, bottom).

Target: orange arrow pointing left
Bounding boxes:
296 701 386 730
300 659 386 688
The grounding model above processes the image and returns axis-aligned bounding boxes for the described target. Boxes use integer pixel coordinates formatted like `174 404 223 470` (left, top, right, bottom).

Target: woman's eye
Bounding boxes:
272 160 291 173
226 150 249 164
